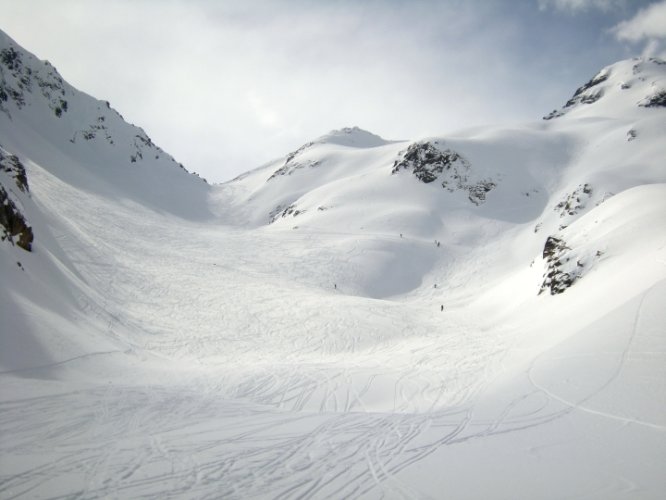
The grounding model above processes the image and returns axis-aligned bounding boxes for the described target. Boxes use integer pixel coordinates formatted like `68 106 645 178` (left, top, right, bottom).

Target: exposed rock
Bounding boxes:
638 90 666 108
571 71 610 98
392 141 496 205
269 203 306 223
268 127 388 180
269 142 319 179
0 44 68 118
392 142 462 183
554 183 592 217
538 236 577 295
538 235 603 296
270 158 320 178
465 181 496 205
543 70 609 120
70 115 166 166
0 147 28 192
0 185 33 251
0 145 33 251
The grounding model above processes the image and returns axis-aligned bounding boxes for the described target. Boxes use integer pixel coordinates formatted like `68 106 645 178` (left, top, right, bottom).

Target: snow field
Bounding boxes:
1 40 666 498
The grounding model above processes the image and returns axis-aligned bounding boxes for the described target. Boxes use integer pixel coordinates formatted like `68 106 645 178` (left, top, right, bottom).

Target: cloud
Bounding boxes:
612 1 666 57
613 1 666 40
538 0 627 12
0 0 649 182
1 0 531 182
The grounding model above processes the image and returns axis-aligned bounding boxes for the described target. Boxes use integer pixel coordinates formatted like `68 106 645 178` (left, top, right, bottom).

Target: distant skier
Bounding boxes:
440 305 444 312
334 283 337 290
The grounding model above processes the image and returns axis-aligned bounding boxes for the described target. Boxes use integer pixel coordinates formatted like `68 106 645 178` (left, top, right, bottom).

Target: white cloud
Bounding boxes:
246 91 280 128
2 0 534 182
613 0 666 41
0 0 650 182
538 0 627 12
612 1 666 57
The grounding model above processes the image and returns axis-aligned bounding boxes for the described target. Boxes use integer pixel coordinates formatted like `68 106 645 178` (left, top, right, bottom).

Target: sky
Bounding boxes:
1 0 665 183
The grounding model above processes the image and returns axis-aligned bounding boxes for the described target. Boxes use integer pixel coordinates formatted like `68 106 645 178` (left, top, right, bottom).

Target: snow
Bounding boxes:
1 31 666 499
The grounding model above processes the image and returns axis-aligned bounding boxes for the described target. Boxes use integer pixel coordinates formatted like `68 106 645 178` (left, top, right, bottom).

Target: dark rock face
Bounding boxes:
554 183 592 218
0 185 33 251
392 142 462 183
465 182 496 206
392 142 496 205
639 90 666 108
570 72 609 100
543 70 609 120
539 236 577 295
68 112 169 166
1 37 195 178
0 148 29 192
269 142 319 179
0 44 68 118
0 146 33 251
269 203 306 224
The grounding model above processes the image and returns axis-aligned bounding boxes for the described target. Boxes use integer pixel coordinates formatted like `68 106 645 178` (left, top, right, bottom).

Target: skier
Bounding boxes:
440 305 444 312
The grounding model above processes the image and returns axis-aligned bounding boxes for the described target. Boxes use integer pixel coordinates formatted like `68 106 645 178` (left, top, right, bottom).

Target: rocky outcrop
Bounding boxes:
544 58 666 119
639 90 666 108
538 235 604 296
269 203 306 223
543 70 609 120
0 147 28 192
634 60 666 108
1 34 200 181
269 142 320 179
268 127 389 180
554 183 592 217
69 112 171 166
0 44 68 118
0 146 33 251
0 185 33 251
538 236 578 295
392 141 496 205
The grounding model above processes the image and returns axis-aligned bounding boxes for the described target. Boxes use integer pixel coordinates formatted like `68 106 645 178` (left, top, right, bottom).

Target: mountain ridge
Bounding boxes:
1 29 665 499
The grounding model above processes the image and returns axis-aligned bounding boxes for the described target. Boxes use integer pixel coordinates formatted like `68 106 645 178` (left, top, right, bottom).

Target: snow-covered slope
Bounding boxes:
1 29 665 500
0 30 211 221
215 57 666 302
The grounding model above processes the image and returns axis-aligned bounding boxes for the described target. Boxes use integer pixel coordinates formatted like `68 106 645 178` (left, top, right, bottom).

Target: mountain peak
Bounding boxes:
316 126 390 148
543 57 666 120
0 28 211 220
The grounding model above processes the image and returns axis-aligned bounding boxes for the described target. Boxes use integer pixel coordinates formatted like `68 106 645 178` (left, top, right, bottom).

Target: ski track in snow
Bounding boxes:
2 161 666 499
2 187 665 497
1 184 515 499
526 284 666 432
1 43 666 498
4 192 663 498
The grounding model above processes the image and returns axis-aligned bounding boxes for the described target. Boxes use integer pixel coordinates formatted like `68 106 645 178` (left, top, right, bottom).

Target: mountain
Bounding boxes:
1 29 665 499
0 30 210 222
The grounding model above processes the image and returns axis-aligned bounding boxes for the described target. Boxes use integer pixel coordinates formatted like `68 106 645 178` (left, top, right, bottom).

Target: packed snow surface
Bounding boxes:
1 31 665 499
